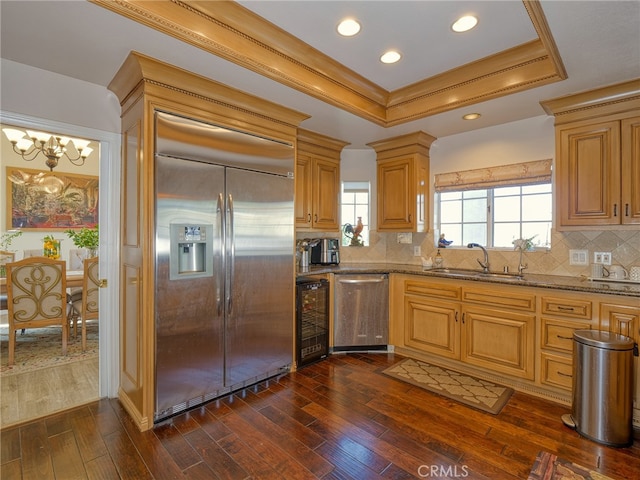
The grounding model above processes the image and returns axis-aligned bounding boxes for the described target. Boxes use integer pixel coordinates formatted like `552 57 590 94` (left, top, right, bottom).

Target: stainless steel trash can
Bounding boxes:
571 330 634 447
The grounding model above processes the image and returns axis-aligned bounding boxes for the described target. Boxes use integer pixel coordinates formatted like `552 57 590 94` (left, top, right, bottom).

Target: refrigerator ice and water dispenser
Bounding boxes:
169 224 214 280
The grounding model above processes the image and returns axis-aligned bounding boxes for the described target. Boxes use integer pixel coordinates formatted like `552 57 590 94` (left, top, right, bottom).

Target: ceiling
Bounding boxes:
1 1 638 149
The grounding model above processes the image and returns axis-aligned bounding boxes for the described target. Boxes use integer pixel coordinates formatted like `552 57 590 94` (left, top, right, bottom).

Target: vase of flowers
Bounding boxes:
65 225 99 257
43 235 61 259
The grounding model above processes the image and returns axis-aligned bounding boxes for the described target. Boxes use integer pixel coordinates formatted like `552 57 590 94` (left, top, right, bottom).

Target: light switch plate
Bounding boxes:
569 249 588 266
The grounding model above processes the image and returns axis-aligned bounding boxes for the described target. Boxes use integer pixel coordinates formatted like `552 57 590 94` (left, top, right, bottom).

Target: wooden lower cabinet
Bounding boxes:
599 300 640 419
540 352 573 390
393 274 640 425
462 306 535 380
405 296 460 359
398 275 535 380
538 294 596 392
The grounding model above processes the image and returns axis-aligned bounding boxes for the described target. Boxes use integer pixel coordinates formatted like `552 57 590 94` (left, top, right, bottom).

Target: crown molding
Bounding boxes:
92 0 566 128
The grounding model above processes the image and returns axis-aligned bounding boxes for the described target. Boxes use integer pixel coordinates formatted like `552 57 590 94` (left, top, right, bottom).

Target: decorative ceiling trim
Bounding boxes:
540 78 640 125
92 0 566 127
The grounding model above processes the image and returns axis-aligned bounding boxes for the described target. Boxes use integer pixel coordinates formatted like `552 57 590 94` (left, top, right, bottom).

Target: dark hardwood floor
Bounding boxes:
1 353 638 479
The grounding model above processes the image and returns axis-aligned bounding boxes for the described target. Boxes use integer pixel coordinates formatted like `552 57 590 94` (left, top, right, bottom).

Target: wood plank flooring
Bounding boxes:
1 357 99 428
1 353 638 479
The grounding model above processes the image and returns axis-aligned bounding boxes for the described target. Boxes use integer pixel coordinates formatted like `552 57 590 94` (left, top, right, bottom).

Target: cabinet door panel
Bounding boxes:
600 303 640 340
540 353 573 391
404 297 460 359
541 317 592 353
621 116 640 224
462 307 535 379
558 121 621 225
378 158 412 229
295 155 312 227
312 158 339 229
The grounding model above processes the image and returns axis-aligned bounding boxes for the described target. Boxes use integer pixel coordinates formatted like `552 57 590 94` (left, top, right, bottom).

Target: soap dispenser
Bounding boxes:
434 249 444 268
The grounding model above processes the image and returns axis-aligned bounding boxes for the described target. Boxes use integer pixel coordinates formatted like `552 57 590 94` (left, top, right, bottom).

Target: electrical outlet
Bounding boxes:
413 246 421 256
594 252 612 265
569 249 588 266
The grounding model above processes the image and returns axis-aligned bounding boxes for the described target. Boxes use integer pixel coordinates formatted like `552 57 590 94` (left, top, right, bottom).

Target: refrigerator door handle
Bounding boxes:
216 193 224 316
227 193 235 315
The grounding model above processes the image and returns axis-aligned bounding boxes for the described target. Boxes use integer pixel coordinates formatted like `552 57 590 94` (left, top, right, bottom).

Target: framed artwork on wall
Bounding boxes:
6 167 99 230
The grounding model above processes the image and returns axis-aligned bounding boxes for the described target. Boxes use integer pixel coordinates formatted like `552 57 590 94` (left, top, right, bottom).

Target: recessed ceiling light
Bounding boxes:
452 15 478 33
337 18 361 37
463 113 481 120
380 50 402 64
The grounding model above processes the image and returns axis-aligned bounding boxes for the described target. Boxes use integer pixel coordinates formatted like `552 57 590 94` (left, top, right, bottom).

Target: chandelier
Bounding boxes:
2 127 93 171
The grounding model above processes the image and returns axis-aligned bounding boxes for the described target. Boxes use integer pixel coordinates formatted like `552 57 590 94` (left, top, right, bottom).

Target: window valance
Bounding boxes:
434 159 552 193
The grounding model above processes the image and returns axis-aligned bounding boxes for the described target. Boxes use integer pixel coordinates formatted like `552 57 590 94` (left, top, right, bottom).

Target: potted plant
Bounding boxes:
65 225 99 257
0 230 23 277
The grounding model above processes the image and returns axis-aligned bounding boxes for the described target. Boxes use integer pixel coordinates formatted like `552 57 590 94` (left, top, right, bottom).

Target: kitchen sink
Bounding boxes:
428 268 526 282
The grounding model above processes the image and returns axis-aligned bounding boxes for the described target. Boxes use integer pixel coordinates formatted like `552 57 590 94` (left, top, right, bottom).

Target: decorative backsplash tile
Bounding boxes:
338 229 640 278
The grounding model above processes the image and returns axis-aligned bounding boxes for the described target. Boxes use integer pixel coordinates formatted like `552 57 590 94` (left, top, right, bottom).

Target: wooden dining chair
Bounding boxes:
23 249 44 258
5 257 68 366
67 248 89 337
70 256 99 351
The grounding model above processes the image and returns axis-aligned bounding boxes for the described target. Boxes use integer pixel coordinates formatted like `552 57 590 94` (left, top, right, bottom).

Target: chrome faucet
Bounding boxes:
467 243 490 273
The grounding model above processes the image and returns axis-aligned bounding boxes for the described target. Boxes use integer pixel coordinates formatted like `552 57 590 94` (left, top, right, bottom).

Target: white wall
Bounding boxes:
0 59 121 133
1 59 122 398
429 115 555 175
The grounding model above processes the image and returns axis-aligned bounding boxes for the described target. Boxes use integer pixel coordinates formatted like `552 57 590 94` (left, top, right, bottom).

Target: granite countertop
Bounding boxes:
297 263 640 298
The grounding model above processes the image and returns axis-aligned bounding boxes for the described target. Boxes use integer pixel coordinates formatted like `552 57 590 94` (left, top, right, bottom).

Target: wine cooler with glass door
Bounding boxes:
296 277 329 368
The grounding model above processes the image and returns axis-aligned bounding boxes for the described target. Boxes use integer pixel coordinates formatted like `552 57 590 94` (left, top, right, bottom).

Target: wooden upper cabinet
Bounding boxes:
296 129 349 231
368 131 436 232
540 79 640 229
557 120 621 226
621 116 640 223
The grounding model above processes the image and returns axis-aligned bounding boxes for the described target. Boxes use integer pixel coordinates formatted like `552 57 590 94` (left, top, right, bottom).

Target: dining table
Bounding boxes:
0 270 84 295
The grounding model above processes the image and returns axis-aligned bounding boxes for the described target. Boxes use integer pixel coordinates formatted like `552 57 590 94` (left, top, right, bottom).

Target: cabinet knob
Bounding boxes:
614 203 617 217
625 203 630 216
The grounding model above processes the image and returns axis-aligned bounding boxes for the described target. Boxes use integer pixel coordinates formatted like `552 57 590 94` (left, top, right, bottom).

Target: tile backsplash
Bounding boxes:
337 229 640 278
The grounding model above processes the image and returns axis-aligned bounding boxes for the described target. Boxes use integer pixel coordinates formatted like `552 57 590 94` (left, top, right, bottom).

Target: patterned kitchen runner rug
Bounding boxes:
382 358 513 415
0 320 98 376
528 451 614 480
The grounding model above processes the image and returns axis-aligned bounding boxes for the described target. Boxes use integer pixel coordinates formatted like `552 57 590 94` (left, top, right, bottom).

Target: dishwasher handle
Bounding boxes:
337 276 387 284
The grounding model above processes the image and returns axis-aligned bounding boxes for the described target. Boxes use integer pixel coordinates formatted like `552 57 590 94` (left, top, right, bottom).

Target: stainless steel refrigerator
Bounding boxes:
154 112 294 422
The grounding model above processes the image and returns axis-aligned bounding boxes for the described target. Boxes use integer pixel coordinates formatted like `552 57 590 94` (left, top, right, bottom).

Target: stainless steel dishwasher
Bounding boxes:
334 274 389 351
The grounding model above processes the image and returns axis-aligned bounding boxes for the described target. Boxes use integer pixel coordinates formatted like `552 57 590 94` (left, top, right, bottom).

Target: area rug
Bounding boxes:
382 358 513 414
528 451 614 480
0 321 98 376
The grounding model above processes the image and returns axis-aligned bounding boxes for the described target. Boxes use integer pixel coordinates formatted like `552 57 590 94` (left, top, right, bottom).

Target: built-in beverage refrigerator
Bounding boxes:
296 277 329 368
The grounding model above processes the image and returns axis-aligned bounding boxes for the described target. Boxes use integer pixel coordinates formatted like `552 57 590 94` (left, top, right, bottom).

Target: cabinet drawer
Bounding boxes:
541 296 592 319
462 287 536 312
541 317 593 353
540 353 573 391
405 279 461 300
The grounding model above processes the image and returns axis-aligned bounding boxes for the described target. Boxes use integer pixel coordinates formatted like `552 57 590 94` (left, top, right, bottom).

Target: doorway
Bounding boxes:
0 112 120 427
